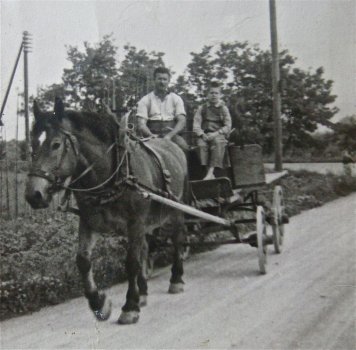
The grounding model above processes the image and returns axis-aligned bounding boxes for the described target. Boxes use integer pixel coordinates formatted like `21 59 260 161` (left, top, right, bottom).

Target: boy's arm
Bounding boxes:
218 106 232 136
193 106 204 137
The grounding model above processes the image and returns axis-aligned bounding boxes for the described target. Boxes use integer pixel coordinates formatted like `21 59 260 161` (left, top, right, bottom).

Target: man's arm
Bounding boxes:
164 114 186 140
164 95 186 140
136 96 157 137
137 117 156 137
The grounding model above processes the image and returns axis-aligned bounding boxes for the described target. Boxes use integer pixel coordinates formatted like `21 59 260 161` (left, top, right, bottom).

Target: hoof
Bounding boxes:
118 311 140 325
139 295 148 307
93 297 112 321
168 282 184 294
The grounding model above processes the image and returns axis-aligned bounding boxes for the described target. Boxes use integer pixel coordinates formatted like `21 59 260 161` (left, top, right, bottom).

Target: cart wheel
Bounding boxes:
272 186 285 254
256 206 267 274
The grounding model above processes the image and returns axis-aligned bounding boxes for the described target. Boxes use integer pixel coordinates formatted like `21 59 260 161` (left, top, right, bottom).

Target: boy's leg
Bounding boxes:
203 166 215 180
209 135 228 169
196 138 209 166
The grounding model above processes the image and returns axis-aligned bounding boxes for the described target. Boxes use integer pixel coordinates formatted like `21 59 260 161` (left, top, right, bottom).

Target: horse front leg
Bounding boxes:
168 214 186 294
137 236 149 307
76 221 112 321
118 220 145 324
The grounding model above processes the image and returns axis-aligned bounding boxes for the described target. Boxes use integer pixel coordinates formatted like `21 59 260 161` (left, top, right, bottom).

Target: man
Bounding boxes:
136 67 188 150
193 81 232 180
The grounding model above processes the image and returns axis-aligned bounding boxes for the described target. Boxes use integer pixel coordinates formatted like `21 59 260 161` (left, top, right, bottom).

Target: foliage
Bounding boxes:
63 34 119 111
334 115 356 151
1 171 355 320
118 45 166 108
0 212 127 320
35 37 167 114
33 37 342 154
175 42 338 153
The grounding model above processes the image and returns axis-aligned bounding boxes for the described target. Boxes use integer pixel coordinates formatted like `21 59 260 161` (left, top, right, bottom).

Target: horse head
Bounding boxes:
25 98 79 208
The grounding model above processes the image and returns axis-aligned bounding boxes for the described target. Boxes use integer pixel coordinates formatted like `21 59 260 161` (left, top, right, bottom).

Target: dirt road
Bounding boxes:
1 194 355 349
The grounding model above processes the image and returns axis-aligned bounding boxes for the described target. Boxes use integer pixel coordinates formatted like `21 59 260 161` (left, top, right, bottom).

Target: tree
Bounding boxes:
35 84 65 110
36 37 168 113
334 115 356 151
62 34 119 111
118 45 166 108
177 42 338 153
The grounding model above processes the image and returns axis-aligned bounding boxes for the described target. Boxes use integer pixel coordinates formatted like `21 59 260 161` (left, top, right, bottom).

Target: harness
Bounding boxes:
29 124 178 214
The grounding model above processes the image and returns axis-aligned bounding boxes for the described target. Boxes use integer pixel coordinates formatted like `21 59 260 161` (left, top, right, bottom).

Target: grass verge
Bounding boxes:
1 170 355 320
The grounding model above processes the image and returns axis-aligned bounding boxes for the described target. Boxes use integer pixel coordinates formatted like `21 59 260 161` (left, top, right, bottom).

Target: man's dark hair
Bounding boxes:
209 81 221 90
153 67 171 79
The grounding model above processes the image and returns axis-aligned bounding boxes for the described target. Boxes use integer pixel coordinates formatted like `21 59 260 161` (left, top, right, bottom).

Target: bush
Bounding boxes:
1 170 355 320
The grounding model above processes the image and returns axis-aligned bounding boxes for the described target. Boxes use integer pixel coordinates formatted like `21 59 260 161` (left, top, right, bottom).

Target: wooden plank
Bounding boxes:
265 170 288 184
229 145 266 188
190 177 233 200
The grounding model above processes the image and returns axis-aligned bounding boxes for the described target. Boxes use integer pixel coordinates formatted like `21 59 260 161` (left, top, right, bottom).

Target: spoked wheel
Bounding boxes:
256 206 268 274
272 186 285 254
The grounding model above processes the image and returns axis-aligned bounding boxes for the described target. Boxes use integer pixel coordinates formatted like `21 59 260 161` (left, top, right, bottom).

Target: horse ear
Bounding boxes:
54 97 65 120
33 100 44 121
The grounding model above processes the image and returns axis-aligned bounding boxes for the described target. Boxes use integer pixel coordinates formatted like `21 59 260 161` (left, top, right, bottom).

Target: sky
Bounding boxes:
1 0 355 140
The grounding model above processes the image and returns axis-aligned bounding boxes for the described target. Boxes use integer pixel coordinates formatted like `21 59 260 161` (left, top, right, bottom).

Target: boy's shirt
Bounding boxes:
193 101 232 137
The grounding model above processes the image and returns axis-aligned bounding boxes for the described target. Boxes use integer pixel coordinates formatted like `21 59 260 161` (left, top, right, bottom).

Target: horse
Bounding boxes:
25 97 188 324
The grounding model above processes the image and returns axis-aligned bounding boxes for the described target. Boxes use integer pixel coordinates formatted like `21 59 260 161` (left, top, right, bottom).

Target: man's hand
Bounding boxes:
201 133 209 141
206 131 219 141
164 134 173 141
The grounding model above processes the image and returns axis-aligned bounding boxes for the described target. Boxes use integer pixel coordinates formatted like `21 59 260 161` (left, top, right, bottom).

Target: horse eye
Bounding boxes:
51 142 61 151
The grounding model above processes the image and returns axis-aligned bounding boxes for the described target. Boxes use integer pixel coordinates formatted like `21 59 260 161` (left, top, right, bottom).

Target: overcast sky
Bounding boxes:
1 0 355 139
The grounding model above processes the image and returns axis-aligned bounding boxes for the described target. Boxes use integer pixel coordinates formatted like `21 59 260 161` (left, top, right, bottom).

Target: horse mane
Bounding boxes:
32 109 117 144
66 110 117 143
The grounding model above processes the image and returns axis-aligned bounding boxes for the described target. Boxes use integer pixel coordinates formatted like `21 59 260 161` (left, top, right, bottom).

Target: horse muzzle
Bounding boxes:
25 176 52 209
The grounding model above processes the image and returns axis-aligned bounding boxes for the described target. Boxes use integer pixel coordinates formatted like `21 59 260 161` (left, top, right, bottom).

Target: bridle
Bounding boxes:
28 126 127 194
28 127 80 192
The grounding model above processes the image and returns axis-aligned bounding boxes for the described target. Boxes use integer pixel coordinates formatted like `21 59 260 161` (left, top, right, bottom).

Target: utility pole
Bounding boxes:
0 43 23 127
23 31 32 161
269 0 283 171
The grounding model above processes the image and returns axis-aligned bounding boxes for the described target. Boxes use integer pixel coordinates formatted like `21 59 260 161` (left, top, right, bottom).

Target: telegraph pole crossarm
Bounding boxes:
23 31 32 161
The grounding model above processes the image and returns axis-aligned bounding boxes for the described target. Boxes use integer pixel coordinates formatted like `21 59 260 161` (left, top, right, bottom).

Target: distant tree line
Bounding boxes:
30 34 354 158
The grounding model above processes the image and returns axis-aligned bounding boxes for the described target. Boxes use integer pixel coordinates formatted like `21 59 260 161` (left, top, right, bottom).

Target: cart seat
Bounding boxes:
190 177 233 200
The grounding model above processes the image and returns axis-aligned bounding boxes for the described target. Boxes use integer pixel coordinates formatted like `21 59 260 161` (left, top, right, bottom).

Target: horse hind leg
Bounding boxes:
76 223 112 321
168 215 186 294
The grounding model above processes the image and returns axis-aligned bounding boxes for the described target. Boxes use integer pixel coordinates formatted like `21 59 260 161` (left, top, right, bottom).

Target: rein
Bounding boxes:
64 148 128 193
29 121 180 212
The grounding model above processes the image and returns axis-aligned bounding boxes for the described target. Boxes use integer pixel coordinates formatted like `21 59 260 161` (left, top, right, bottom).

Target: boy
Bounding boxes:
193 81 232 179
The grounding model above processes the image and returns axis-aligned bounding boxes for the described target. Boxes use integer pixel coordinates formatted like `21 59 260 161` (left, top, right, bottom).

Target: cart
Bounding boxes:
139 144 289 275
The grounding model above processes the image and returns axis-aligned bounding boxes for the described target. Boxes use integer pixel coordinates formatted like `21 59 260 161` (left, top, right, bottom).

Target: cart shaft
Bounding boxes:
141 191 233 227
